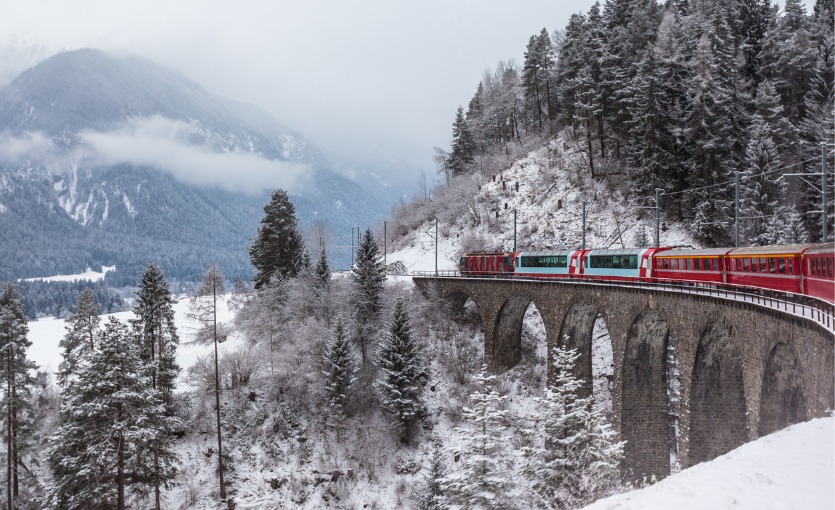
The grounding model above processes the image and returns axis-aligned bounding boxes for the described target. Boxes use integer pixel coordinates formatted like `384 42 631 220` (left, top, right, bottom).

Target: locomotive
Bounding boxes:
459 243 835 304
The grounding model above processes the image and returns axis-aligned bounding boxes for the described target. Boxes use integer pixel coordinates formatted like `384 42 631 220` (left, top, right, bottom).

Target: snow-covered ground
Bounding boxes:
27 293 242 388
20 264 116 283
582 416 835 510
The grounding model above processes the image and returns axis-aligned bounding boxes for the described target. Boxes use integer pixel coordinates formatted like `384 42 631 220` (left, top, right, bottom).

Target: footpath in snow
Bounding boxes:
582 416 835 510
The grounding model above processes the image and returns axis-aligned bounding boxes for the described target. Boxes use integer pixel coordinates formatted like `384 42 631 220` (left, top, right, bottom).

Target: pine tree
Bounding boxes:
449 107 476 176
46 318 179 510
351 229 384 363
132 264 180 509
442 366 514 509
0 284 37 508
313 246 332 320
740 114 788 245
374 297 425 443
414 437 447 510
522 348 624 509
249 188 306 289
57 287 100 388
323 317 357 415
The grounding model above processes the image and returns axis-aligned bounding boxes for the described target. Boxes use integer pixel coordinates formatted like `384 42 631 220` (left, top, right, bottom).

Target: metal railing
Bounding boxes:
411 271 835 334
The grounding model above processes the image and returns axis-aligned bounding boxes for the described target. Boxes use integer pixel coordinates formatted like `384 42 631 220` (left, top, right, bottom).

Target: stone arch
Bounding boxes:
491 295 540 371
688 323 746 466
758 341 807 436
444 289 475 319
621 309 670 481
555 303 613 404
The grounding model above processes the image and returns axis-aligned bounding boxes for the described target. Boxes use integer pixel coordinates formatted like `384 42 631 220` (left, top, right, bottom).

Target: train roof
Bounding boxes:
655 248 733 257
803 242 835 255
727 244 820 257
519 250 576 256
586 249 646 256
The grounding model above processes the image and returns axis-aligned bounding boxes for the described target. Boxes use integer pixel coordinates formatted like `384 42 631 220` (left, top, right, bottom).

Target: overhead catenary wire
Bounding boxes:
628 157 824 204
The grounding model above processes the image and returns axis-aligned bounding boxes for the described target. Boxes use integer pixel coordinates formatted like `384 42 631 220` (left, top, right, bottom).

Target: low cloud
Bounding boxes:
77 116 310 194
0 131 55 162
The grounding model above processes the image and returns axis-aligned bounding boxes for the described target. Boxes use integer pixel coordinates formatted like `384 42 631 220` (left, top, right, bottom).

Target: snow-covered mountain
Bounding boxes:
0 49 388 283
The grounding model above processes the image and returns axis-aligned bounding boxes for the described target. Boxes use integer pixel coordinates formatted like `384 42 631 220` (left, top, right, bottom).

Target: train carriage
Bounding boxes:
725 244 809 294
515 250 583 278
459 252 518 276
802 242 835 302
651 248 732 284
581 248 661 280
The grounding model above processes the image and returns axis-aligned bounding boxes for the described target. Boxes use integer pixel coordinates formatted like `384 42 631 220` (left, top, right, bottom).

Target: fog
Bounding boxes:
0 0 599 189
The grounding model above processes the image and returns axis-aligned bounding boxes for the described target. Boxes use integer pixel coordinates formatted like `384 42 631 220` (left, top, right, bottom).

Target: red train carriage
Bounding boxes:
725 244 809 294
459 252 518 276
651 248 732 284
802 243 834 302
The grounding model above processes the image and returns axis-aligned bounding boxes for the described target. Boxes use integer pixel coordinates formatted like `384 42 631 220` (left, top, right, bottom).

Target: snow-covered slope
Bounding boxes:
582 416 835 510
387 140 697 273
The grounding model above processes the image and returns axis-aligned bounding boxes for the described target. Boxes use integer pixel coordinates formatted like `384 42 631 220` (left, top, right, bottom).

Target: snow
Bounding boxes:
20 264 116 283
27 293 241 390
582 416 835 510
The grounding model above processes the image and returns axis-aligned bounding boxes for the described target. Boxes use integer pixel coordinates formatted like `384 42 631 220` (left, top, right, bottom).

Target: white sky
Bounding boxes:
0 0 599 180
0 0 816 185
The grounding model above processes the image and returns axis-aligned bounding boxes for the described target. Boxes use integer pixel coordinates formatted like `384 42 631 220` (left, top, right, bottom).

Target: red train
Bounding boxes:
459 243 835 304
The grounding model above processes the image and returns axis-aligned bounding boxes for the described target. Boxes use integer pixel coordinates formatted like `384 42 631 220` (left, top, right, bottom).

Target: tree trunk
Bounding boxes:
586 121 596 178
117 433 125 510
6 357 12 510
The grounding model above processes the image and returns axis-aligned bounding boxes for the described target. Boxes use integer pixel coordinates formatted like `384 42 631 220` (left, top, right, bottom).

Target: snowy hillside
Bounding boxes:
581 417 835 510
387 138 697 273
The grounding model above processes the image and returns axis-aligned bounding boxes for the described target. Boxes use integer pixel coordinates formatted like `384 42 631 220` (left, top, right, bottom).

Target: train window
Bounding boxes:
759 258 767 272
685 258 692 270
777 258 786 274
662 259 669 269
769 258 776 273
788 258 793 274
829 258 833 277
742 258 748 271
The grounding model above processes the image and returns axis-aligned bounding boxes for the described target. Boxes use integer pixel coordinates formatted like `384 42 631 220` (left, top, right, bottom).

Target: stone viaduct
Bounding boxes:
413 276 834 480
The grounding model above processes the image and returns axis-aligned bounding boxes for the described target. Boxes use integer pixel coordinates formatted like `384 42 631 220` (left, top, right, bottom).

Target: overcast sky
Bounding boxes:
0 0 814 187
0 0 604 180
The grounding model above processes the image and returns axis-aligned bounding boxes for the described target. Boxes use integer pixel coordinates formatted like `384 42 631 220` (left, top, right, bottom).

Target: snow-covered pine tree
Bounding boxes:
414 437 447 510
314 246 331 296
442 366 514 509
739 113 787 245
374 296 426 443
0 284 38 507
133 263 180 410
449 106 476 176
46 317 179 510
248 188 306 289
57 287 100 388
522 347 624 510
132 263 180 509
351 228 384 363
323 316 357 418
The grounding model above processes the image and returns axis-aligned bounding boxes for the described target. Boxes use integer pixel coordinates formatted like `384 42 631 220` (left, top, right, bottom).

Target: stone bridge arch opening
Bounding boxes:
758 342 807 437
688 323 746 467
622 309 671 482
556 304 614 413
492 295 545 371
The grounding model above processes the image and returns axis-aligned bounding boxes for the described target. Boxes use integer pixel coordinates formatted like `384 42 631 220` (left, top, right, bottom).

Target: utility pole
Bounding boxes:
734 172 740 247
582 201 587 250
513 209 517 252
383 221 387 267
655 188 661 248
823 143 829 243
435 218 439 277
351 227 355 268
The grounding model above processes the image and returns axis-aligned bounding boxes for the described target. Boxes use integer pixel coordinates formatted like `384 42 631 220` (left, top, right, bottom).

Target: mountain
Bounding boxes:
0 49 387 284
